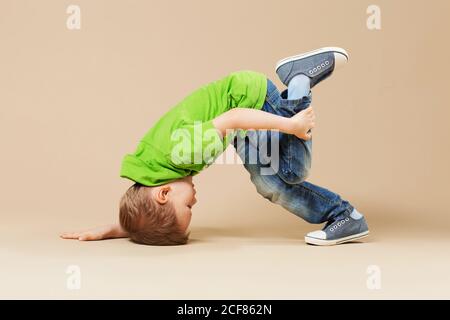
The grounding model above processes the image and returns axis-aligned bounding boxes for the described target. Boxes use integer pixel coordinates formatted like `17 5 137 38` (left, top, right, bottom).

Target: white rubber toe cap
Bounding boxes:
305 230 327 240
333 51 349 69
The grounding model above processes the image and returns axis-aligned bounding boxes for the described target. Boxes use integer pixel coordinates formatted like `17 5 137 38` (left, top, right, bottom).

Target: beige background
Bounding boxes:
1 0 450 299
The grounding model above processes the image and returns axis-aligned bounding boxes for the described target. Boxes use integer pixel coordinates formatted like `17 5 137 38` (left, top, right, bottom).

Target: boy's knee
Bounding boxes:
278 168 309 185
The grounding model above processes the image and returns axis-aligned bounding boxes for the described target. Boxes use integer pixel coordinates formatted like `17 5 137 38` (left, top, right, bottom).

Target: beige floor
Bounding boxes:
2 213 449 299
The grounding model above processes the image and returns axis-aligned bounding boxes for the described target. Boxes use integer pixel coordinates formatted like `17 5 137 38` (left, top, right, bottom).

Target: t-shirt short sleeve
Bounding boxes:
166 119 230 168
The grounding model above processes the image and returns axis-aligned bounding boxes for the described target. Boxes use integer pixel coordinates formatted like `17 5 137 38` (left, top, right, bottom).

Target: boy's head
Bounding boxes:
119 176 197 245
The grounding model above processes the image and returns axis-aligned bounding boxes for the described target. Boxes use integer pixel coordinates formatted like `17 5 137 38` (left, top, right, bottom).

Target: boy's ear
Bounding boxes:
154 185 171 204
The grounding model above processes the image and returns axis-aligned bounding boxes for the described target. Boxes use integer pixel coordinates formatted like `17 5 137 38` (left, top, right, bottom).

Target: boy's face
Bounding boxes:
153 176 197 232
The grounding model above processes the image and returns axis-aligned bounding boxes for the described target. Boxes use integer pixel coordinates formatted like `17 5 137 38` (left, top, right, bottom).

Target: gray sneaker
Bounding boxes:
304 214 369 246
275 47 349 88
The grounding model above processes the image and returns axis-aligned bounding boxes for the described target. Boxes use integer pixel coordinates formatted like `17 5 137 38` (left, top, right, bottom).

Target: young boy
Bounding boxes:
61 47 369 246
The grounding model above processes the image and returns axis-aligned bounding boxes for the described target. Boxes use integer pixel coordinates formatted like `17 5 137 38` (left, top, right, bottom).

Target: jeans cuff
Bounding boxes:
280 89 312 109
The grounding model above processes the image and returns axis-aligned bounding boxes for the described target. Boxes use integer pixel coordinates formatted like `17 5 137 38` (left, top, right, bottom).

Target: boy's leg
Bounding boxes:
263 79 313 185
234 79 351 224
234 74 368 245
287 74 311 100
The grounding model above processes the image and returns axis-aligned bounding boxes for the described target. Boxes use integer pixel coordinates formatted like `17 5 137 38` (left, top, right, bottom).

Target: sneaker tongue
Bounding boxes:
323 214 350 230
323 220 334 230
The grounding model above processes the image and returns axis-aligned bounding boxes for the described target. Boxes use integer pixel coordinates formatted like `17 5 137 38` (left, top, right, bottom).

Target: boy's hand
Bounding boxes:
60 224 129 241
290 106 315 140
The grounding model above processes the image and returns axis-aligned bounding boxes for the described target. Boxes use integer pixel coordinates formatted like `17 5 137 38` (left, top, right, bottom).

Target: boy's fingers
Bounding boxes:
60 233 78 239
79 233 91 241
301 131 312 140
61 231 101 241
300 106 313 114
79 233 99 241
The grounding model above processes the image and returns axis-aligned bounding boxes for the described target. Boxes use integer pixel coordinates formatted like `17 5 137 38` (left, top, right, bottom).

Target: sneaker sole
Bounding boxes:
304 230 369 246
275 47 349 72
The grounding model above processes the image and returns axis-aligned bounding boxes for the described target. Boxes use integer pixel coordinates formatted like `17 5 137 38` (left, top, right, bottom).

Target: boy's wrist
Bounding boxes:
283 117 296 135
111 224 129 238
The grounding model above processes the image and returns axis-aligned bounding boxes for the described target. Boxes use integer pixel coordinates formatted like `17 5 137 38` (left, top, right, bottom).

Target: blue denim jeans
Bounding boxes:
233 79 354 224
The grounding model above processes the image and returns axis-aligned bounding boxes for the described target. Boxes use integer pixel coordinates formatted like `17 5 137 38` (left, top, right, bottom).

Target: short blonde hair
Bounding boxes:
119 183 189 245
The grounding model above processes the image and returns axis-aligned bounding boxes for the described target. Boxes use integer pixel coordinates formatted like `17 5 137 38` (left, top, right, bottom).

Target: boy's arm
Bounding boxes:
60 224 129 241
212 106 315 140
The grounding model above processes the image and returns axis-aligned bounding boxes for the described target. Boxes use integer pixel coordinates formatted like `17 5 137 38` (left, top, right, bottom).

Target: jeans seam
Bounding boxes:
265 93 279 111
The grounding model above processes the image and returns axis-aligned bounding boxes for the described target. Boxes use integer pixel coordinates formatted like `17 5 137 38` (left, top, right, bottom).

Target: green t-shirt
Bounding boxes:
120 70 267 186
